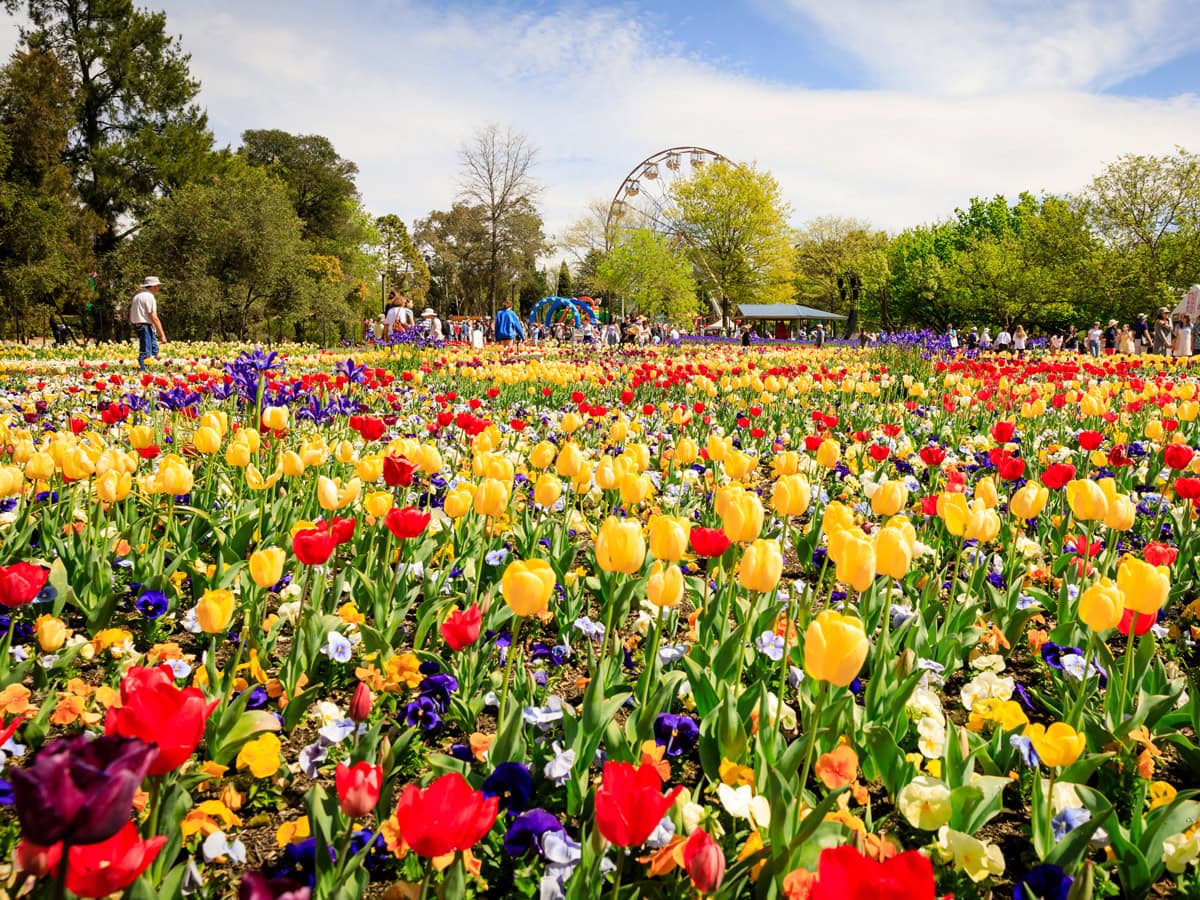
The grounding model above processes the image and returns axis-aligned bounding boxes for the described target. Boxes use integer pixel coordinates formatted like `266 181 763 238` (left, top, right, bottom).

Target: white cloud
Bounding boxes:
4 0 1200 245
781 0 1200 93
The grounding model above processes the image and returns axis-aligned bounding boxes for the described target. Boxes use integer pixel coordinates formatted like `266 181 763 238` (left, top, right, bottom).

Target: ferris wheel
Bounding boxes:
605 146 729 247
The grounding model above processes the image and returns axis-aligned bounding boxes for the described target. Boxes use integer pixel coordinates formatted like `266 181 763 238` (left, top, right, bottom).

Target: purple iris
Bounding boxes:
481 762 533 813
653 713 699 758
504 808 566 857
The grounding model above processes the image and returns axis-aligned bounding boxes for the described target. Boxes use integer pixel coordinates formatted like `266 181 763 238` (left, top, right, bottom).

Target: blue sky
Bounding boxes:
4 0 1200 245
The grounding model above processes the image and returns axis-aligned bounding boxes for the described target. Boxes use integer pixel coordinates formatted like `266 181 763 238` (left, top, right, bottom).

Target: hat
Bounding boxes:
1159 307 1169 314
141 276 161 288
1138 313 1146 319
420 308 436 318
1108 319 1118 327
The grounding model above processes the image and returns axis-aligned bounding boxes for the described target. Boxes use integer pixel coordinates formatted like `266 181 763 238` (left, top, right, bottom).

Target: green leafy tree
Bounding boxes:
556 260 572 298
794 216 890 324
0 47 99 340
7 0 213 254
595 228 697 323
668 161 796 326
375 214 430 306
118 160 315 340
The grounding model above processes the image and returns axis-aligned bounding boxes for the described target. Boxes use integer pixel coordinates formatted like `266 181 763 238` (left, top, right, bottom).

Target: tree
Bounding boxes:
458 123 542 316
668 161 796 326
1084 148 1200 301
794 216 890 325
240 129 360 248
8 0 213 254
556 260 572 298
595 228 697 323
0 47 99 340
118 160 317 340
375 214 430 307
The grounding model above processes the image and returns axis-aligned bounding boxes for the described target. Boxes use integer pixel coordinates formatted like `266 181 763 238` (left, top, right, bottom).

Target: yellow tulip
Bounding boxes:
875 526 912 579
245 464 282 491
555 442 585 479
648 514 690 562
128 424 155 450
560 412 583 434
964 502 1001 543
317 476 361 511
334 440 356 464
1009 482 1048 519
1066 478 1109 521
501 558 556 616
673 437 698 466
225 440 252 468
473 478 510 517
618 473 653 505
356 455 384 483
95 470 132 503
364 491 394 518
623 444 650 472
1024 722 1086 768
724 450 756 481
737 539 783 593
815 439 840 469
720 488 764 544
647 561 685 607
1116 556 1170 615
281 451 306 477
938 493 970 536
530 441 557 470
835 531 876 592
413 444 443 475
822 501 855 537
193 426 221 455
595 516 646 574
62 448 95 481
974 476 998 510
871 479 908 517
249 547 286 589
533 473 563 508
156 458 194 495
261 406 289 431
197 588 235 633
35 614 67 653
1078 578 1124 632
444 485 475 519
1104 494 1135 531
706 433 730 463
24 451 55 482
804 610 869 687
199 410 228 437
772 451 801 476
772 475 811 517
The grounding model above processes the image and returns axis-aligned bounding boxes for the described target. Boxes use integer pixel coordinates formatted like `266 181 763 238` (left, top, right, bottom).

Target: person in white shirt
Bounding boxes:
129 276 166 369
994 329 1012 352
420 307 443 341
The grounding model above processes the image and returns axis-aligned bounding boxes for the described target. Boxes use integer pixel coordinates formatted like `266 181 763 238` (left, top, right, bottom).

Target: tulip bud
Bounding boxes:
647 561 684 608
501 559 556 617
648 515 690 562
444 485 475 519
261 406 288 431
683 828 725 893
555 442 585 479
35 615 67 653
804 610 869 687
595 516 646 574
1116 556 1170 614
349 681 373 723
197 588 235 633
530 441 557 470
772 474 812 517
335 761 382 818
192 426 221 455
737 539 783 593
473 478 510 518
1078 578 1124 632
249 547 286 590
533 473 563 509
815 439 840 468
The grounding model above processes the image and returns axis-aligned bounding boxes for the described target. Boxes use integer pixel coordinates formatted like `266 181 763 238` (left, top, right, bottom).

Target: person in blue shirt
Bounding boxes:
494 299 525 344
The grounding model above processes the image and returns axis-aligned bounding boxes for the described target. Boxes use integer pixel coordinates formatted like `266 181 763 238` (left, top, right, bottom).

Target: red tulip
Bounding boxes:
53 822 165 899
594 761 683 847
383 455 416 487
359 417 386 441
105 665 218 775
991 420 1015 443
918 445 946 467
1119 608 1156 636
868 444 889 462
292 527 335 565
393 772 498 857
920 495 940 516
1164 444 1195 470
810 844 936 900
1077 430 1103 451
803 435 822 451
1041 463 1076 491
690 527 731 559
0 562 49 607
335 761 382 818
385 506 430 540
330 517 357 545
348 681 373 723
1174 477 1200 500
683 828 725 893
14 839 60 878
1144 541 1178 567
996 454 1025 482
441 605 482 651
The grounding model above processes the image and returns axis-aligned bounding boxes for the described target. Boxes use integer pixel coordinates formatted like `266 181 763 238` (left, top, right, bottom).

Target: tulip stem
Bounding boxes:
53 843 69 900
610 847 625 898
600 571 617 668
640 606 664 708
1068 631 1097 729
1119 630 1139 720
797 679 830 801
498 616 523 726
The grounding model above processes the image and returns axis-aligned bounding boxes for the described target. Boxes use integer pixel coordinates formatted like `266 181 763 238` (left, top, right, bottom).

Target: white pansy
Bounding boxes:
898 776 952 830
960 671 1015 711
918 716 946 759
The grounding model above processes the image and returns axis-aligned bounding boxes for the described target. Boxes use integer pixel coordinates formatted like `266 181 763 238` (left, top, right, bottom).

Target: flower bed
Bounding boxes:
1 340 1199 898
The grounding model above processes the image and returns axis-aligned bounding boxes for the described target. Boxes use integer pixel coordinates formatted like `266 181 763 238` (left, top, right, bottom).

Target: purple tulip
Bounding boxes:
10 734 157 846
240 872 312 900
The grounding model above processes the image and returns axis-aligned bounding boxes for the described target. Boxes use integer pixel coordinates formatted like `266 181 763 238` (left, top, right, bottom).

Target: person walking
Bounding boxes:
493 299 525 345
420 307 443 341
129 276 166 370
994 327 1012 353
1132 313 1149 354
1153 308 1173 355
1102 320 1118 355
815 323 826 347
1175 315 1193 358
1012 325 1028 356
1086 322 1102 357
1118 325 1135 354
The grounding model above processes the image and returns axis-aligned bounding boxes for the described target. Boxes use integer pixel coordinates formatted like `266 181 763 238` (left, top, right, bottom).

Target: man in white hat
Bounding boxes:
420 307 443 341
130 276 166 369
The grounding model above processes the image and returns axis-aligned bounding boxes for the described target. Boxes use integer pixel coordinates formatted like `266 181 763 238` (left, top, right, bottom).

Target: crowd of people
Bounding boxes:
946 307 1198 357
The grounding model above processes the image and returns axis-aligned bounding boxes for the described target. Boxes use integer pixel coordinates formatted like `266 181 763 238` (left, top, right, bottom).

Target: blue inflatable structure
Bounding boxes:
528 296 599 327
